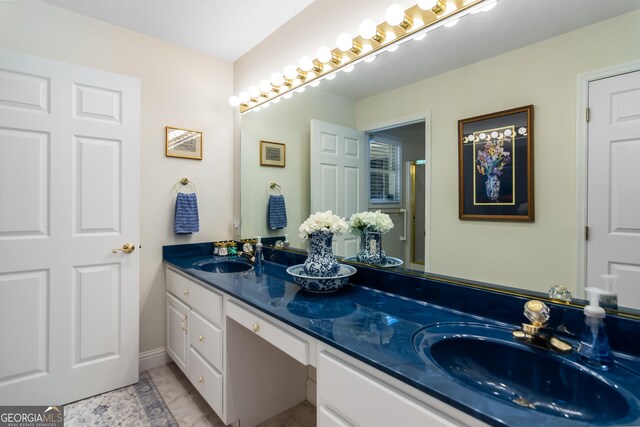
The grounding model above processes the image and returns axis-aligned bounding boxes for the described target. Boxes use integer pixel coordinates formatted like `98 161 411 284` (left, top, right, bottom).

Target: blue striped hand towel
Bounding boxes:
175 192 199 234
268 194 287 230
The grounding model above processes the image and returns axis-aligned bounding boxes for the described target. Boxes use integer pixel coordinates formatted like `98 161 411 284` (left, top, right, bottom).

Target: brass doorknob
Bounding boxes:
112 243 136 254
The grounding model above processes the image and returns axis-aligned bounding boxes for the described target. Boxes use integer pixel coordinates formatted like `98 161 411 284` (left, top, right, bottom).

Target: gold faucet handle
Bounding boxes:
524 300 550 327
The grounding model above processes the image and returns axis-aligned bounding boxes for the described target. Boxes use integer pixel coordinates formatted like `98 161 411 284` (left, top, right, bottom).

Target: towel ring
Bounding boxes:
175 178 197 193
268 182 282 195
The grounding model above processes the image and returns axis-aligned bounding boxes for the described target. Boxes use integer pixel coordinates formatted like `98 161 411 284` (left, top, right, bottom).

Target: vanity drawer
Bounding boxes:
189 310 223 371
189 347 223 416
166 267 222 326
226 300 310 365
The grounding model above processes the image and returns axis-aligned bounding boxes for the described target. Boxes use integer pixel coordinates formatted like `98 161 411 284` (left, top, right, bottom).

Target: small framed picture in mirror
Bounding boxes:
260 140 286 167
166 126 203 160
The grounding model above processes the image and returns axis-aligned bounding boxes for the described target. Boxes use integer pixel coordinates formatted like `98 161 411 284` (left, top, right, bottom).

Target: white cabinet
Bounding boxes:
316 346 488 427
165 292 189 374
165 266 308 427
165 267 225 417
226 300 313 366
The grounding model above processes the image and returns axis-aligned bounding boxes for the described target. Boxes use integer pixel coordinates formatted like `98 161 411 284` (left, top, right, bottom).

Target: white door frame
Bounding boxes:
362 112 431 272
576 60 640 298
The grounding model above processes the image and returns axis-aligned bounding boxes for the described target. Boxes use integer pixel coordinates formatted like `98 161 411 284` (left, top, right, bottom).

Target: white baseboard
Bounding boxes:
139 347 170 372
306 378 317 407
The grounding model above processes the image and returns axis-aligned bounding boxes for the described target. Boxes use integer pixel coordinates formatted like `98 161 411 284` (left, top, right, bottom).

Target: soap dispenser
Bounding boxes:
599 274 619 310
254 236 264 276
577 287 613 370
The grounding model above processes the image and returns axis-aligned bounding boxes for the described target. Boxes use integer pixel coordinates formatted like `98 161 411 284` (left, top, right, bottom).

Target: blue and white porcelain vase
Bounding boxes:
303 230 340 277
485 173 501 201
356 229 387 265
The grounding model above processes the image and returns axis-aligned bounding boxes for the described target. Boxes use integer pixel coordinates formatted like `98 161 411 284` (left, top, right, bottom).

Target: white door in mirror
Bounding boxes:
311 119 367 257
587 70 640 310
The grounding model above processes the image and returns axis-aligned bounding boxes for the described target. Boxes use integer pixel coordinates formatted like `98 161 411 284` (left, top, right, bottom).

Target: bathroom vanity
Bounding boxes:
163 243 640 427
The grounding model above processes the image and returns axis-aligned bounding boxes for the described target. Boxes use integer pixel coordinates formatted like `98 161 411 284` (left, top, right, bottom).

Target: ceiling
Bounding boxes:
319 0 640 101
40 0 317 62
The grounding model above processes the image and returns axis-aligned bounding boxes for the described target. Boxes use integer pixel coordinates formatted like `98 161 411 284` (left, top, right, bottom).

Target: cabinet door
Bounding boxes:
318 350 479 427
166 292 189 374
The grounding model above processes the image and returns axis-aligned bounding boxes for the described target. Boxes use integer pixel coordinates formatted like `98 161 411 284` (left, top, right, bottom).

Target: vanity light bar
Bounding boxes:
230 0 497 114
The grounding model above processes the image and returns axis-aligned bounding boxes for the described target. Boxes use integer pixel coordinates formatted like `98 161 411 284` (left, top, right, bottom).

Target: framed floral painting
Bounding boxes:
458 105 534 221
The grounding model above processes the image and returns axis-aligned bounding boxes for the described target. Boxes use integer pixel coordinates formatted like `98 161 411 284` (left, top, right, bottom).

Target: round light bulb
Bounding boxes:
336 33 354 52
365 55 377 63
296 86 306 93
310 80 320 87
385 4 405 26
283 65 298 80
248 85 260 98
272 98 281 104
298 56 314 72
316 46 333 63
258 80 271 94
325 73 337 81
283 92 293 99
343 65 355 73
228 96 240 107
270 72 284 86
239 91 250 103
359 19 377 39
417 0 438 10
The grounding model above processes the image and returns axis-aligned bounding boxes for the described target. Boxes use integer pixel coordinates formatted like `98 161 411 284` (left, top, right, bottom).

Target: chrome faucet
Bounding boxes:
512 300 572 353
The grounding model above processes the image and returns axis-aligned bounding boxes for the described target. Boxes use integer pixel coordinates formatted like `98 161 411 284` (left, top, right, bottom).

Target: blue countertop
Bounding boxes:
163 245 640 427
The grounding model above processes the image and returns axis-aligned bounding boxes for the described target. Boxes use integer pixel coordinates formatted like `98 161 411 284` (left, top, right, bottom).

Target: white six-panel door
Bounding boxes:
0 49 140 404
310 120 367 257
587 70 640 310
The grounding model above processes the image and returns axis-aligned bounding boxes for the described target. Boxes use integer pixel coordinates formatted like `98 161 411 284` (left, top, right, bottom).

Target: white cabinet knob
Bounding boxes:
183 289 190 296
198 335 204 342
198 376 204 383
251 323 260 333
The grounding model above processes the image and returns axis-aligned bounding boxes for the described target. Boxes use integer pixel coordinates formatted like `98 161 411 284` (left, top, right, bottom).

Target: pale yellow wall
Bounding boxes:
357 9 640 292
240 90 356 247
0 1 234 354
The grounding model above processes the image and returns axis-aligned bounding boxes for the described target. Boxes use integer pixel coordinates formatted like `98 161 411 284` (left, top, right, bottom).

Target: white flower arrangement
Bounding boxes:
298 210 349 239
348 210 394 234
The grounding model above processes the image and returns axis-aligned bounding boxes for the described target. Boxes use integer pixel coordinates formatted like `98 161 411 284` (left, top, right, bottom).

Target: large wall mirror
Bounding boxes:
240 0 640 314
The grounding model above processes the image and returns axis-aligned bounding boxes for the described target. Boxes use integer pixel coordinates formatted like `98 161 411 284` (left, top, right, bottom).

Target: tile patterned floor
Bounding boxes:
65 371 177 426
66 362 316 427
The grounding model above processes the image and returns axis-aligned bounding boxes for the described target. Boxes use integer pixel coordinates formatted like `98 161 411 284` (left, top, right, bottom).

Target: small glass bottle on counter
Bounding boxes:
218 242 228 256
227 241 238 256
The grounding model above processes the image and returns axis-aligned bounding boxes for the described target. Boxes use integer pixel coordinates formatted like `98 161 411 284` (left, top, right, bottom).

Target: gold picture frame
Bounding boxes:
166 126 203 160
260 140 286 167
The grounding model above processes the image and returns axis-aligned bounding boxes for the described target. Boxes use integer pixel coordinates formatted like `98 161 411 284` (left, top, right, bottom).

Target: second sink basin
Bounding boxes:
193 258 253 273
413 323 630 423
